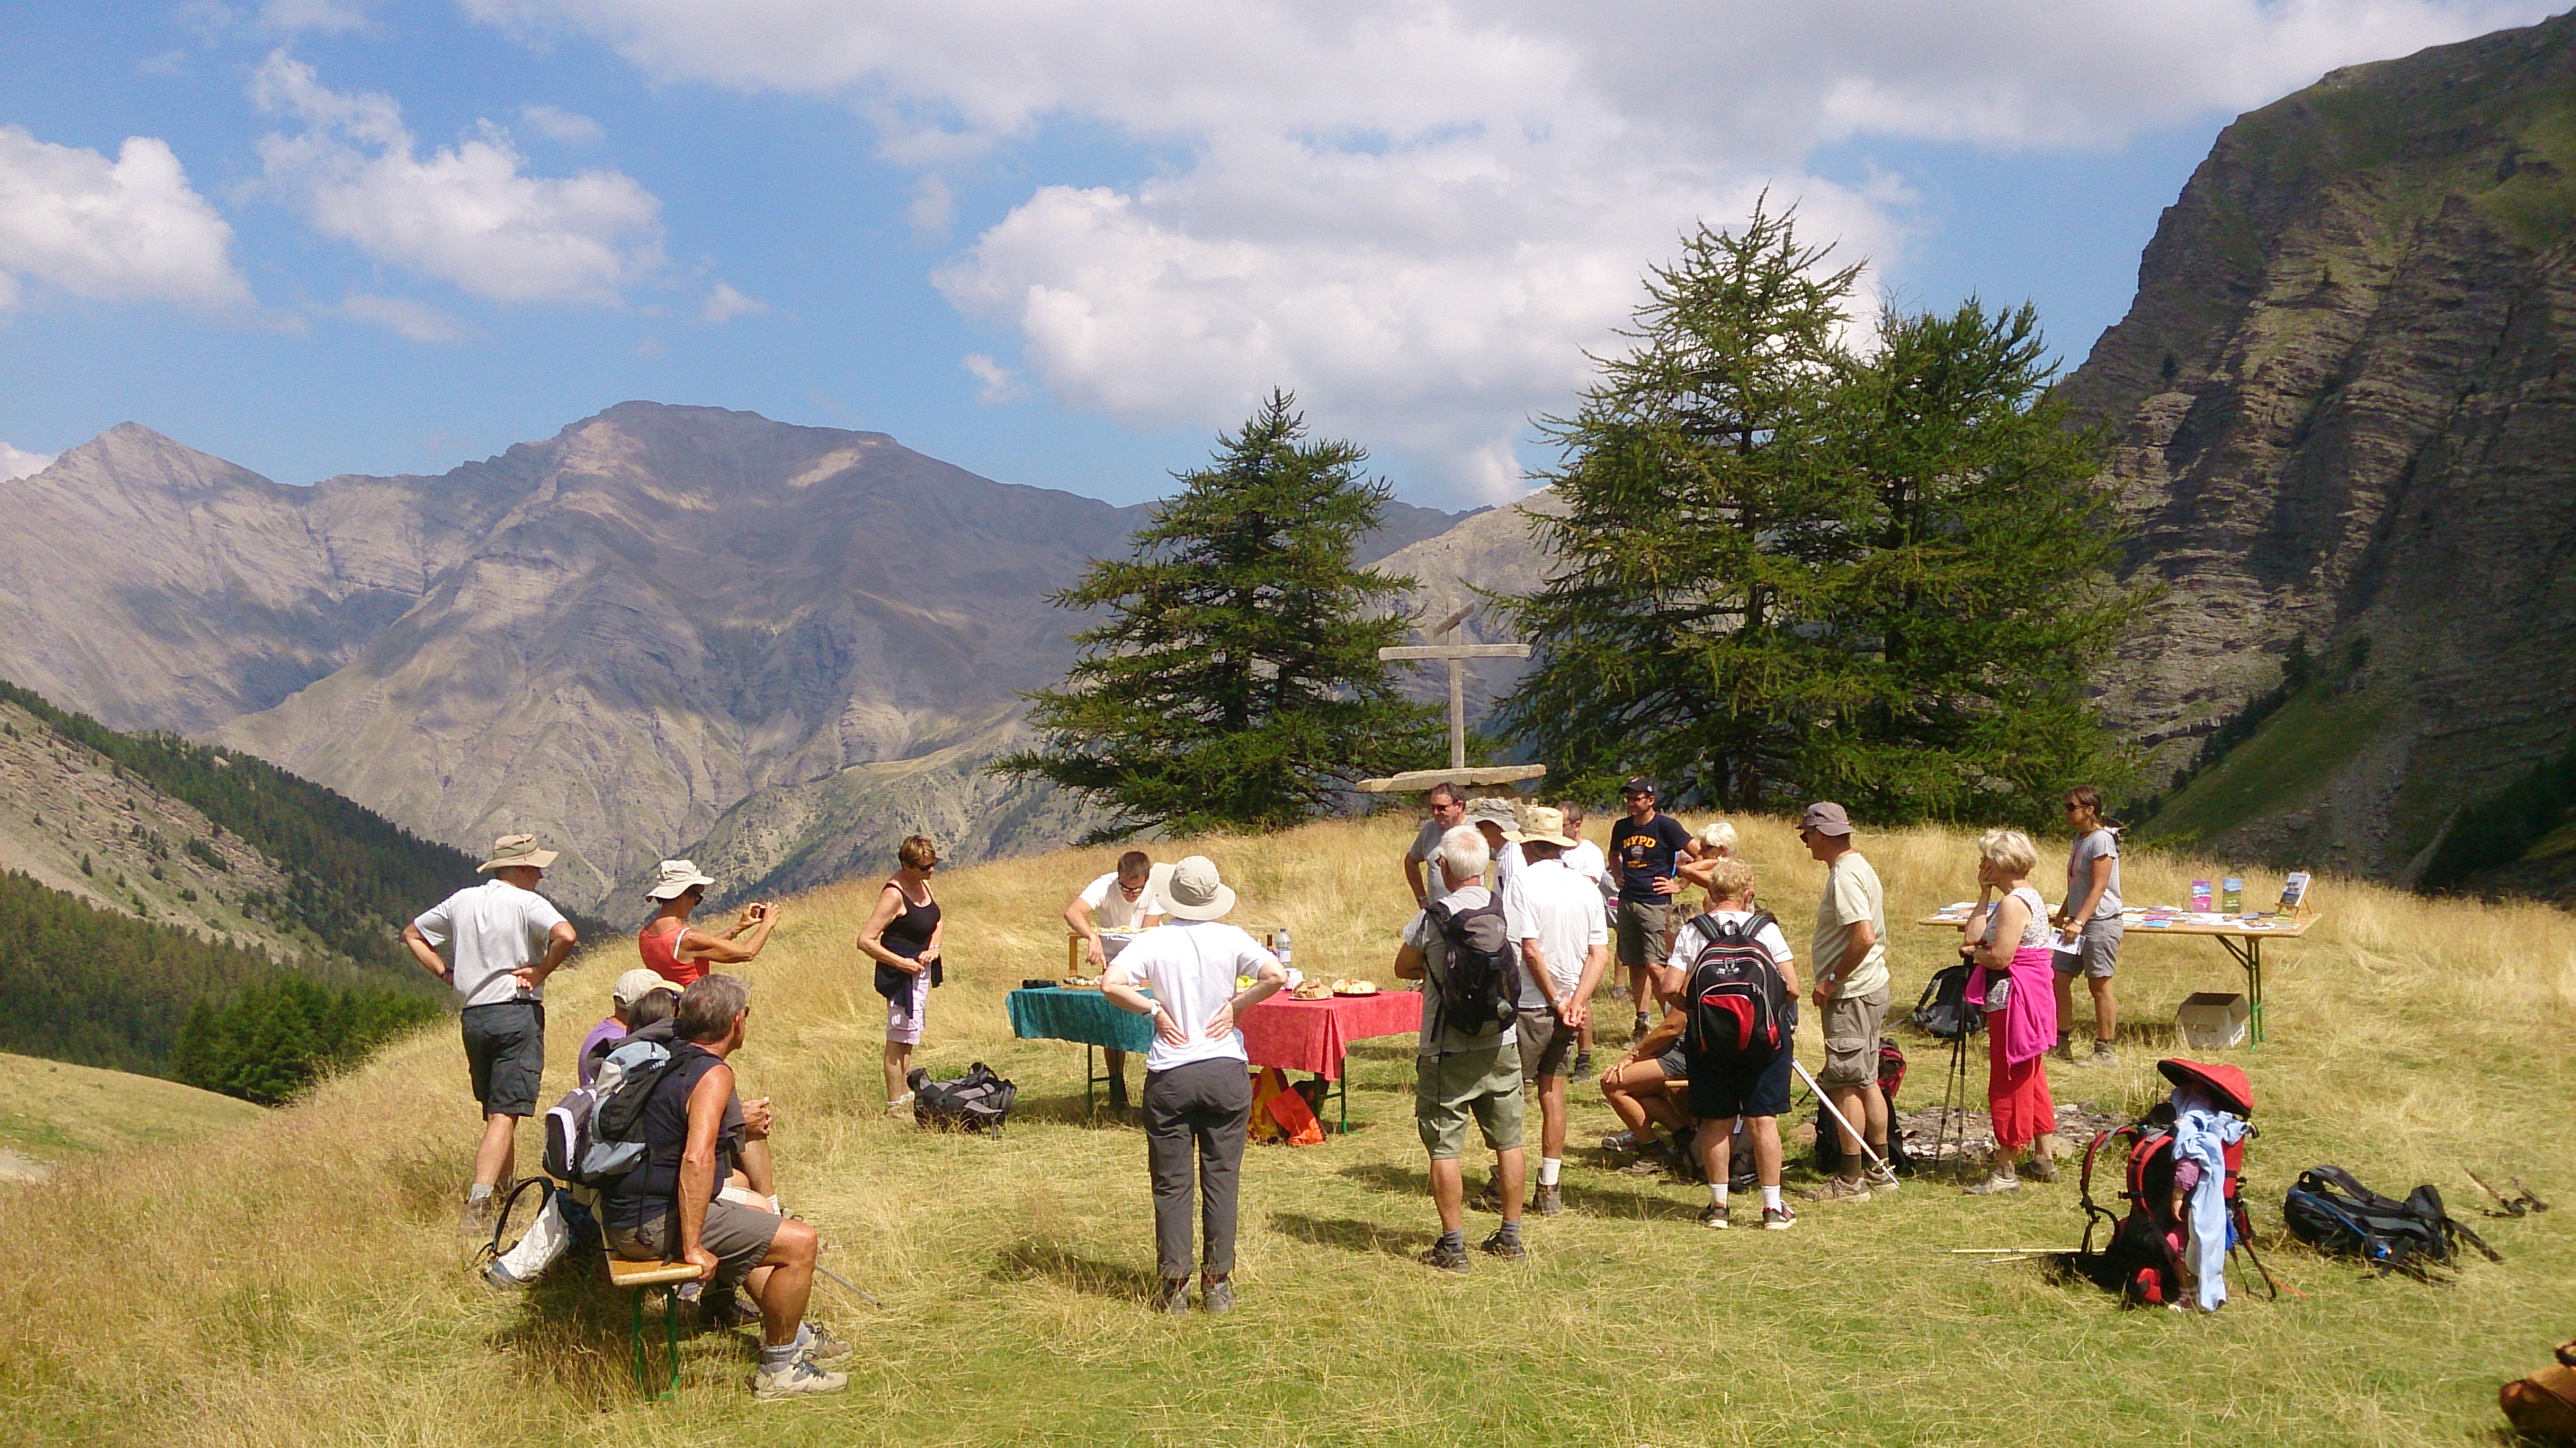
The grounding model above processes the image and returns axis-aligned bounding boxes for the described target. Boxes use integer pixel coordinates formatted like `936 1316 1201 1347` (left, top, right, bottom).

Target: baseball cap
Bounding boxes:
1799 801 1854 837
1619 777 1657 797
612 968 679 1007
1465 797 1518 827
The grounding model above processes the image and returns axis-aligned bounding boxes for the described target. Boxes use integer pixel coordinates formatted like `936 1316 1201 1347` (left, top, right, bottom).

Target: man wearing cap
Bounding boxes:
580 969 680 1088
1502 805 1611 1216
1606 779 1697 1042
1404 783 1468 908
402 834 580 1232
1100 856 1289 1313
1798 802 1897 1203
1465 797 1523 896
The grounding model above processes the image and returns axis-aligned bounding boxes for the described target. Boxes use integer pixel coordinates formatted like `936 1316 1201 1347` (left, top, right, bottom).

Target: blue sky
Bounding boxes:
0 1 2554 507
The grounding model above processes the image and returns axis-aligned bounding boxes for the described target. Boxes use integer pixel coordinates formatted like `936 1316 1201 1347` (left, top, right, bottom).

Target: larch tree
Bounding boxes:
996 392 1442 838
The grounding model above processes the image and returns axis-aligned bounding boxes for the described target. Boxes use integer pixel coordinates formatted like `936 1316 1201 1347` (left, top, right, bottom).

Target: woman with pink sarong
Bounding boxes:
1960 828 2059 1195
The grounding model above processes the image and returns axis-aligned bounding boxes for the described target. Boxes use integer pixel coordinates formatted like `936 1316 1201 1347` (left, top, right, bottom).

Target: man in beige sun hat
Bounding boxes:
1502 804 1611 1217
402 832 579 1234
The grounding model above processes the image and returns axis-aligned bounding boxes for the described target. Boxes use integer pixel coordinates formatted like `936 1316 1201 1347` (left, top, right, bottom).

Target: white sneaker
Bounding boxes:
885 1091 915 1120
752 1356 848 1400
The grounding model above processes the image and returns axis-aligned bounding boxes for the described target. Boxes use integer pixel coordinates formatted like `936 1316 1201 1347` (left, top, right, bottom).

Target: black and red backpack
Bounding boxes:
2074 1058 2278 1306
1678 910 1789 1059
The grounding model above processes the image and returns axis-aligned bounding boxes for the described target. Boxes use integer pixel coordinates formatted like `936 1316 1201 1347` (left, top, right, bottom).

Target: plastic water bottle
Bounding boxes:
1274 928 1292 972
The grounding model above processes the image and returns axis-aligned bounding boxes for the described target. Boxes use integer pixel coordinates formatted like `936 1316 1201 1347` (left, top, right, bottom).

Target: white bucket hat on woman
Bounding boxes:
477 834 559 873
1159 855 1236 920
643 859 718 901
612 968 679 1007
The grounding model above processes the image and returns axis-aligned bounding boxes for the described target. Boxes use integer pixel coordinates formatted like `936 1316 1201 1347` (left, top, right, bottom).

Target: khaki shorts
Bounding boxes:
607 1197 784 1296
1817 984 1891 1090
1513 1005 1575 1082
2056 918 2123 980
1613 900 1671 968
1414 1042 1526 1160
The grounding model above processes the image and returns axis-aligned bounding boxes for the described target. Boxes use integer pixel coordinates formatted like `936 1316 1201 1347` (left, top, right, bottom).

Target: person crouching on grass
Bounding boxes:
402 833 578 1236
1101 856 1288 1313
1960 829 2061 1195
1654 857 1801 1230
1393 824 1528 1272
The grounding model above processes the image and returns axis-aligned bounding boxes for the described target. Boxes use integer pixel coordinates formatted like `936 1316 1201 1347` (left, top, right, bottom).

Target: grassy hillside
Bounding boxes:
0 1051 265 1179
0 813 2568 1447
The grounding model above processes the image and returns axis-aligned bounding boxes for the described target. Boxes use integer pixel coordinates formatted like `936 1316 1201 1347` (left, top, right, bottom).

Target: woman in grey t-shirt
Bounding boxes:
2051 785 2123 1068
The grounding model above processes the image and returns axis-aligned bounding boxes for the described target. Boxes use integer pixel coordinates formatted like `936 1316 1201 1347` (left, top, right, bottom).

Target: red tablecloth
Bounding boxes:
1238 991 1422 1080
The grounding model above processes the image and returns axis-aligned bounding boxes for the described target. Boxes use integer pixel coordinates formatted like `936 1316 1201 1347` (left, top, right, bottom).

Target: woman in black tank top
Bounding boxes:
857 834 945 1112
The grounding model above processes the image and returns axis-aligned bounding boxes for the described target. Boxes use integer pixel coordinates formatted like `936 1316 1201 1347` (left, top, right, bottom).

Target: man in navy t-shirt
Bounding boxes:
1604 778 1697 1041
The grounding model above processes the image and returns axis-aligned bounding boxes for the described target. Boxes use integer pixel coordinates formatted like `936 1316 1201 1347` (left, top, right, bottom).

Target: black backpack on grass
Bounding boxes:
1427 893 1516 1038
910 1062 1017 1133
2282 1165 2498 1277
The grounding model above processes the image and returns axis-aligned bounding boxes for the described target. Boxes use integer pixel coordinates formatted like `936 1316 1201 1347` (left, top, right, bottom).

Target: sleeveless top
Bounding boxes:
601 1042 739 1231
638 916 701 987
1979 886 2054 949
881 882 940 961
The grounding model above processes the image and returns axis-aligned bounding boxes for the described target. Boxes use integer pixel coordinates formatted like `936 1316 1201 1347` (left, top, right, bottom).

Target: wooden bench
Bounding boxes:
605 1254 702 1399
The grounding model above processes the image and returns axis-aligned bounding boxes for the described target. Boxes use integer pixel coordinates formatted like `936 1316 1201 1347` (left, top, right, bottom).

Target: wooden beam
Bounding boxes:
1354 764 1549 793
1426 602 1476 638
1377 643 1532 661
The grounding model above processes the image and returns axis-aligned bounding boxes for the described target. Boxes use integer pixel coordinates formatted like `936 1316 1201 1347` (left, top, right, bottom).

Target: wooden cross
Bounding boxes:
1357 604 1546 793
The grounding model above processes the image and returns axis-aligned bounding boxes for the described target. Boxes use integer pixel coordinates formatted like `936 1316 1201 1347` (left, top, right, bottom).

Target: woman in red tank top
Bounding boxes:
639 859 782 987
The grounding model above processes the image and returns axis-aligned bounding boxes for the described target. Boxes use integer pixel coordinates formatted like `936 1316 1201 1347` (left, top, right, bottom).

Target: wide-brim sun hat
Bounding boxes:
612 968 679 1007
1465 797 1517 828
478 833 559 873
644 859 718 900
2159 1058 2254 1117
1161 855 1236 920
1506 803 1578 849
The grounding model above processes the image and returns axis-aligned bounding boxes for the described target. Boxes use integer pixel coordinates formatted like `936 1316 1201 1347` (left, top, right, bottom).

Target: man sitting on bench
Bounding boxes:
601 974 849 1400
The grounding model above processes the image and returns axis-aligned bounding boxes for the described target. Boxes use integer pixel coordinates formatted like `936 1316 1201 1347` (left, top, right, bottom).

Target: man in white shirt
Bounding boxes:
1500 805 1611 1217
1403 783 1467 907
1063 851 1170 1108
1467 797 1524 896
1557 801 1609 1075
1100 856 1287 1315
402 834 579 1233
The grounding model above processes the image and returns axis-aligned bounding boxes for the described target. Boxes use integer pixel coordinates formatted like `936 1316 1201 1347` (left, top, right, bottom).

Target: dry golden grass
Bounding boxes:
0 813 2569 1447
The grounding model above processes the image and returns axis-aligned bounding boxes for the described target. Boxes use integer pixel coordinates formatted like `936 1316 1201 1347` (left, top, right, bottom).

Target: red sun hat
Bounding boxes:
2158 1058 2254 1116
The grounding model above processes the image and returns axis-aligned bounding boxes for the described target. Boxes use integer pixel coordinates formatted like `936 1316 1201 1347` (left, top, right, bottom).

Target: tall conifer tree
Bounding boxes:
1500 205 2138 825
997 393 1441 837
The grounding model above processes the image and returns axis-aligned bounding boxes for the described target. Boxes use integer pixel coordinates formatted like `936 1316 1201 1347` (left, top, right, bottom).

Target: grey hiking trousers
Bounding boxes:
1143 1058 1253 1279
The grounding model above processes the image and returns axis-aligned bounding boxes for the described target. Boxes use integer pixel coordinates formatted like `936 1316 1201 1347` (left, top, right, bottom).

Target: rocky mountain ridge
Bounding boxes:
2061 11 2576 884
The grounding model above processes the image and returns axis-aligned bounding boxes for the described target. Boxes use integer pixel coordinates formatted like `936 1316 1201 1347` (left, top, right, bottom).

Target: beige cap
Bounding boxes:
1506 803 1578 849
612 968 679 1007
1465 797 1517 827
1160 855 1236 920
644 859 717 901
477 834 559 873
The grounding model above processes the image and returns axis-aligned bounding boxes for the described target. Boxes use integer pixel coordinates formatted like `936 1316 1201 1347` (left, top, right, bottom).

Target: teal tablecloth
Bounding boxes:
1007 986 1156 1052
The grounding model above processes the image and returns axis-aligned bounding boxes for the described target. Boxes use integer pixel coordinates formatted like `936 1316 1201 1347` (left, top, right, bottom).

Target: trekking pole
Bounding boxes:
1790 1058 1889 1177
814 1261 884 1309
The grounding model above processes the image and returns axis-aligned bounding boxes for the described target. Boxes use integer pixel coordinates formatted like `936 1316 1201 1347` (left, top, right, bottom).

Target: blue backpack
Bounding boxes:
541 1031 679 1187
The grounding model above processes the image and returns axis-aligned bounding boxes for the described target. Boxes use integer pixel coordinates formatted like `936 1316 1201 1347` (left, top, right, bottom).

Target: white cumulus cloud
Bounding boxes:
961 352 1023 403
467 0 2558 498
251 52 664 305
0 442 57 481
337 290 471 342
520 103 606 145
0 125 250 313
699 279 766 322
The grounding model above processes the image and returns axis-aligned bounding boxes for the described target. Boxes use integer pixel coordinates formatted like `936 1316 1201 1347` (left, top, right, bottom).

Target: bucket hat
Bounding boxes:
644 859 718 901
477 834 559 873
1507 804 1578 849
1160 855 1236 920
1798 802 1854 838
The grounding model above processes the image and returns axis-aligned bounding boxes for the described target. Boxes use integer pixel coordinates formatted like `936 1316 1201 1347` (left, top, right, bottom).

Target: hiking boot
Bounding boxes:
799 1322 854 1366
1477 1228 1528 1261
481 1259 530 1290
1533 1184 1565 1217
1801 1175 1872 1204
1572 1050 1594 1077
752 1356 848 1400
2021 1154 2059 1184
703 1290 760 1330
1201 1278 1235 1314
1632 1012 1651 1041
1600 1129 1642 1154
1862 1164 1902 1195
1153 1278 1191 1314
2048 1039 2077 1064
2074 1041 2117 1069
1697 1202 1730 1230
1963 1171 2021 1196
1762 1204 1798 1231
1416 1240 1471 1274
457 1192 498 1238
1619 1152 1672 1176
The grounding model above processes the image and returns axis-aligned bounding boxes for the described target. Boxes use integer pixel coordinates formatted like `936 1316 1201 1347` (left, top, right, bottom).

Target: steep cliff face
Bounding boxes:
2063 13 2576 883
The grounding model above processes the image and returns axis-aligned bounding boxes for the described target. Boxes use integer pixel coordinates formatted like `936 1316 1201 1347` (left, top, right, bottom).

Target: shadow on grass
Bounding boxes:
1000 1090 1139 1129
1338 1162 1431 1197
1268 1211 1435 1256
490 1257 750 1401
992 1236 1160 1302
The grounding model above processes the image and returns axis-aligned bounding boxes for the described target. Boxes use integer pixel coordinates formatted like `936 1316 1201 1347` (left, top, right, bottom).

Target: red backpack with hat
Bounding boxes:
2074 1059 2278 1305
